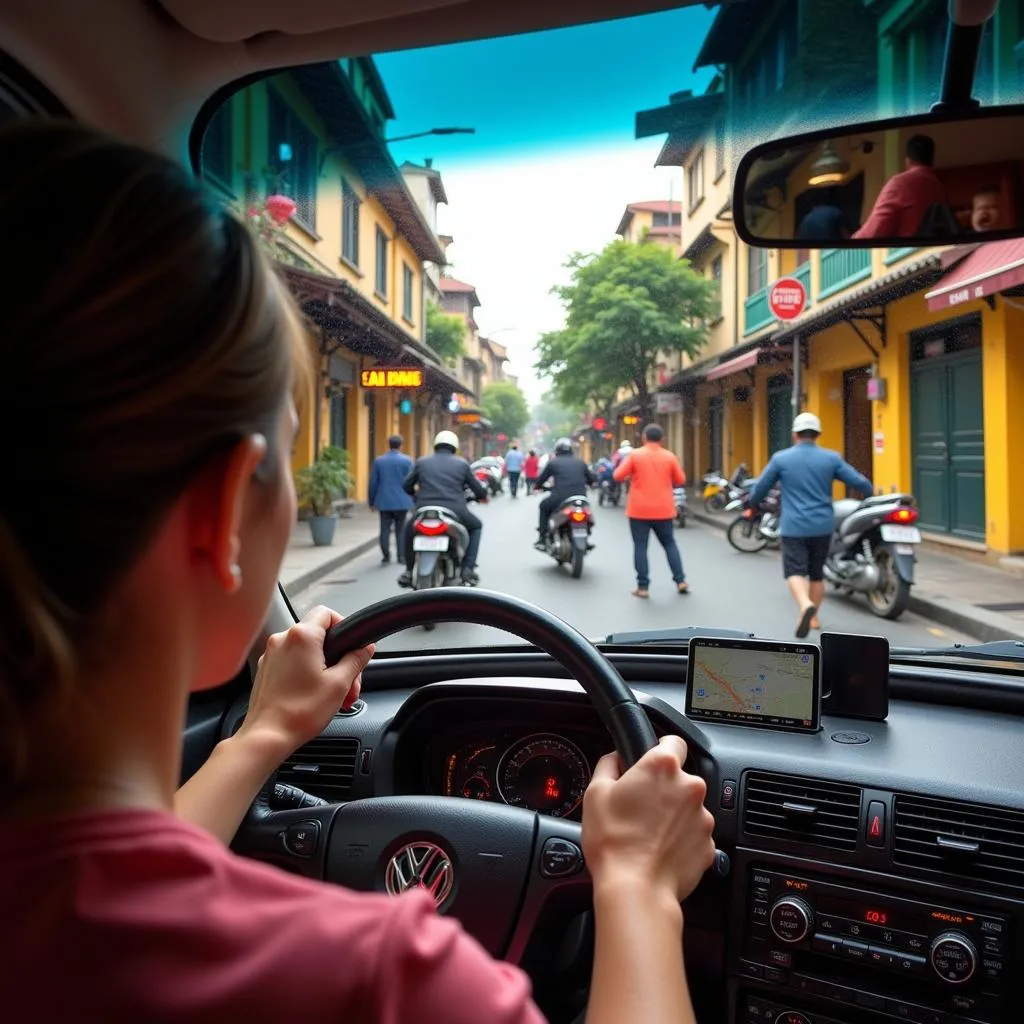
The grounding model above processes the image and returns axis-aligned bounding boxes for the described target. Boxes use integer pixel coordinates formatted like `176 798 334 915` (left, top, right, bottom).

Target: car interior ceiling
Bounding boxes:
2 1 1022 1023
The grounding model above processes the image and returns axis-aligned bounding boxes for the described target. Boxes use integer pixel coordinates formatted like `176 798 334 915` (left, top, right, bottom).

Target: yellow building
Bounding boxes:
200 58 468 502
636 94 1024 557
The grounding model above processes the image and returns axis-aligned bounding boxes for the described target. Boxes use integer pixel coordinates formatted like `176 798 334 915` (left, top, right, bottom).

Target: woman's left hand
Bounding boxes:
235 605 375 761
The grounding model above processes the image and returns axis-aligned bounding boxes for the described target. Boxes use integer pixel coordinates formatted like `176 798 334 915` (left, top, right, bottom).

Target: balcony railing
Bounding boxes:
884 247 918 265
743 286 773 335
743 260 812 336
819 249 872 299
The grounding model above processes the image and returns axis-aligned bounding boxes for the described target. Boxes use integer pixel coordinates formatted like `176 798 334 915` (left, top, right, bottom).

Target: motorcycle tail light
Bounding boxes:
475 471 488 480
742 508 756 519
886 507 919 525
570 510 588 522
415 519 448 536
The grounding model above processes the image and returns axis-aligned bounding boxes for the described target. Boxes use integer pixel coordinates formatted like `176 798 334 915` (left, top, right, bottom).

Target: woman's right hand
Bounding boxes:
581 735 715 904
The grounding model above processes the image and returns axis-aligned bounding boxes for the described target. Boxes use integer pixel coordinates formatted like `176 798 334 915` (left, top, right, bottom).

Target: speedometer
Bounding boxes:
496 733 589 818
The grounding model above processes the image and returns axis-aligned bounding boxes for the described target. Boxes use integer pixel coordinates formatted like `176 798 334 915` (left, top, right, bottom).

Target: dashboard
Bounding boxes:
222 654 1024 1024
425 724 610 820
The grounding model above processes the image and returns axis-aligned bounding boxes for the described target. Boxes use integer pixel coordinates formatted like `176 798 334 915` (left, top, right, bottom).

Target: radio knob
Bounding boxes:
929 932 978 985
769 896 813 944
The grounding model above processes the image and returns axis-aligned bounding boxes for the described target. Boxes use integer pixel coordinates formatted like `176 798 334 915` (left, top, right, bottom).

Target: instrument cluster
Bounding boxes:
429 726 611 820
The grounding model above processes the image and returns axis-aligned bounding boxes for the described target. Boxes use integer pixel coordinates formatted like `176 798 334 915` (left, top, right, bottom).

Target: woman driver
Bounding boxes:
0 121 715 1023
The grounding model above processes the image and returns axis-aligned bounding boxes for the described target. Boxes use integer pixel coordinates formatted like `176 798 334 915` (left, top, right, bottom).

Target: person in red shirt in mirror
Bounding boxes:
0 122 715 1024
852 134 948 239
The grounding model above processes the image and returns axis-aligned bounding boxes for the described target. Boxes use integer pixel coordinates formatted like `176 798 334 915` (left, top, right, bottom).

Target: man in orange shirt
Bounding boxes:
613 423 689 598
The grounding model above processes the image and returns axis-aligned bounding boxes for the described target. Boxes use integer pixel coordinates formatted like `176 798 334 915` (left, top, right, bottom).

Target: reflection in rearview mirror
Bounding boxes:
733 106 1024 249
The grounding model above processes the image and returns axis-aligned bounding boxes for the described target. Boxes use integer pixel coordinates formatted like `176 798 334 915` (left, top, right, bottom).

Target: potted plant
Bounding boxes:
295 446 354 547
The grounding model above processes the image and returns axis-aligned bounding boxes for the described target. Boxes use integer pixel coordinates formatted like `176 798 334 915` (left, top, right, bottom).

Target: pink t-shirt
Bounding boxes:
0 809 547 1023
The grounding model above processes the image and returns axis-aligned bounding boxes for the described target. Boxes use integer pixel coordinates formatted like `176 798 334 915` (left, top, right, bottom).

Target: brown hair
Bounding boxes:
0 120 311 777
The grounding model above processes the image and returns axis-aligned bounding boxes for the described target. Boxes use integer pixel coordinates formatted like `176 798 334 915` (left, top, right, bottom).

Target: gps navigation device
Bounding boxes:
685 636 821 733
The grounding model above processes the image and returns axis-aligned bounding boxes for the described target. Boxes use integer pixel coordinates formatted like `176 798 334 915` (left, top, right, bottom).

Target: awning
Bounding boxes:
925 239 1024 312
706 349 759 381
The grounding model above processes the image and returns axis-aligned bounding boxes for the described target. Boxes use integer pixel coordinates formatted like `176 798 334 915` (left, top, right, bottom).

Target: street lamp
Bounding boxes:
317 128 475 175
385 128 476 144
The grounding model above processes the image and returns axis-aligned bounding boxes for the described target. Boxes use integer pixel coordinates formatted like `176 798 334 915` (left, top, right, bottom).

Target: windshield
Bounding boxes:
201 0 1024 654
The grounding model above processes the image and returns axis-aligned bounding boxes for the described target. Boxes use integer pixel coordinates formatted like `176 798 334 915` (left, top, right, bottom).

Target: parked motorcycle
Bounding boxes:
725 487 781 552
539 493 594 578
674 486 688 528
703 463 753 513
825 493 920 619
406 494 483 630
471 458 503 497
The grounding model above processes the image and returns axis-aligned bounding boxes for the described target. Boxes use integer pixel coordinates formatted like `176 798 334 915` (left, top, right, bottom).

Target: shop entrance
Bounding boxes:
910 317 985 540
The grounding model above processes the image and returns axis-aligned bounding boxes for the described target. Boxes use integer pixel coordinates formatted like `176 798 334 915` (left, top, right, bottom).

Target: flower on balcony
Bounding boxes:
244 195 294 259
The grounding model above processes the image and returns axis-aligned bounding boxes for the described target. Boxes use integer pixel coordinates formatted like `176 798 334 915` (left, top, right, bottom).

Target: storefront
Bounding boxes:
279 264 470 501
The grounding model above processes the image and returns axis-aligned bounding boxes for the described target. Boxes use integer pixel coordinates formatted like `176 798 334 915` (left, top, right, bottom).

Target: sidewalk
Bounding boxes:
687 504 1024 644
281 506 380 595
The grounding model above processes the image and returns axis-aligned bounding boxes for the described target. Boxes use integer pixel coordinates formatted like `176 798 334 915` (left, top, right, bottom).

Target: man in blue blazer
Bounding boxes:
368 434 414 564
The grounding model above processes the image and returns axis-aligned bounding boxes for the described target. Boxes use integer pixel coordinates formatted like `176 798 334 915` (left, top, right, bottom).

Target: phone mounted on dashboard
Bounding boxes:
685 636 821 733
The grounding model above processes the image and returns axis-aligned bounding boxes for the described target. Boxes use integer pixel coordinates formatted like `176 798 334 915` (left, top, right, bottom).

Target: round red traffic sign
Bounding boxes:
768 277 807 321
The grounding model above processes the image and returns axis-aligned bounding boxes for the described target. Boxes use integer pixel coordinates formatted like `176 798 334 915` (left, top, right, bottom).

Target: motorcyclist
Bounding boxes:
399 430 488 587
611 440 632 469
594 455 615 484
534 437 596 549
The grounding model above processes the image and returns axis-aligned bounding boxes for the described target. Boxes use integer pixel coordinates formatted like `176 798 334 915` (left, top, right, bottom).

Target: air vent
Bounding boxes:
743 771 861 851
893 795 1024 894
276 737 359 803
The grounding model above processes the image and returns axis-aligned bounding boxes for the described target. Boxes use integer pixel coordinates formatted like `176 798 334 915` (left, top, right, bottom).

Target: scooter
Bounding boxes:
597 477 622 507
725 487 781 552
825 493 920 620
703 463 753 513
674 486 689 528
538 493 595 579
404 493 483 629
471 460 503 497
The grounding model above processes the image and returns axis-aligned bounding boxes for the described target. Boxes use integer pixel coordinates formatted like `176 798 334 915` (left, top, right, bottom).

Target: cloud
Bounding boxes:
435 139 678 405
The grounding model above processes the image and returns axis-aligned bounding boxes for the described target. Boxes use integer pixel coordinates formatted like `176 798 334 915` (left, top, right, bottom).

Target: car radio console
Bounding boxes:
735 868 1011 1024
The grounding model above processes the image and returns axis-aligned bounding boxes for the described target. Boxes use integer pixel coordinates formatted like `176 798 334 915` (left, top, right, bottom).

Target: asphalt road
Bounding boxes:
291 489 972 653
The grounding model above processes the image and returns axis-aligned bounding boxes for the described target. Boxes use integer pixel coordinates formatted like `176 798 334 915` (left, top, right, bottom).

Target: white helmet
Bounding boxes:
792 412 822 435
434 429 460 451
618 440 633 452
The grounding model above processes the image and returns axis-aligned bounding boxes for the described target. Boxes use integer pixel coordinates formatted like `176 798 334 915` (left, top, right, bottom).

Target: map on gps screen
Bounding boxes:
687 641 818 729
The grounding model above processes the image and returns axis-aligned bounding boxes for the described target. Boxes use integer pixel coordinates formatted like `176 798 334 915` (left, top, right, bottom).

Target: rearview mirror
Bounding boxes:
733 105 1024 249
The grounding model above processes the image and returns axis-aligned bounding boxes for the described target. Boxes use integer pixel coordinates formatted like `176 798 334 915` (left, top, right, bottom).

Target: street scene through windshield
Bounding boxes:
202 0 1024 652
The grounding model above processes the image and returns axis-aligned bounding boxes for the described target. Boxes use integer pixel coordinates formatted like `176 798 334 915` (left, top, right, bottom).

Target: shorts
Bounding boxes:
781 535 831 581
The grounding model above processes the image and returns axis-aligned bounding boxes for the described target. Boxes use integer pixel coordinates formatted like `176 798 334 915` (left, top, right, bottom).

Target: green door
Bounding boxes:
911 348 985 539
767 377 792 458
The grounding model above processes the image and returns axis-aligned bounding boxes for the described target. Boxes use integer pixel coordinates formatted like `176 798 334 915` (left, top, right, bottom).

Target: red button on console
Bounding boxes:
866 800 886 847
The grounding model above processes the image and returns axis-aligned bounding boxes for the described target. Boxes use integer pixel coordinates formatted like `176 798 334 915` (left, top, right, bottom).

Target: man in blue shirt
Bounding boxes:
368 434 414 564
748 412 873 638
504 443 525 497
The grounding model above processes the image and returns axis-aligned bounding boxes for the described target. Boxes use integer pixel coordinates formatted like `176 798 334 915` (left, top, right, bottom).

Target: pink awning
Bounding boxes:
925 239 1024 312
706 349 758 381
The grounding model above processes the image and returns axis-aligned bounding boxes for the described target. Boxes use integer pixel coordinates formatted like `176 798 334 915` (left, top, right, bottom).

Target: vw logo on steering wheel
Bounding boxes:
385 841 455 906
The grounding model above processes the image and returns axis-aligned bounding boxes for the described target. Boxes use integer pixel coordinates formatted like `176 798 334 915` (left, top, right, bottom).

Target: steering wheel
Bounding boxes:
233 589 725 964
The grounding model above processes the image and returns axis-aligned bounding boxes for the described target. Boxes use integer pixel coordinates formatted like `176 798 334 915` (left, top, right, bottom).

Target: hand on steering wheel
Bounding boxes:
234 589 725 965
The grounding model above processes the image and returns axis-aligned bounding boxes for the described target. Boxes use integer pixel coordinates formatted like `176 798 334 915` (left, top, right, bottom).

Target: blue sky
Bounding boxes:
372 6 717 402
378 6 716 169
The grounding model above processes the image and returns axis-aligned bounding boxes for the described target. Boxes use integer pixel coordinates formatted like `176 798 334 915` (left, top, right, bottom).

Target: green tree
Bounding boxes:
481 380 530 440
535 239 717 421
426 301 466 367
531 391 584 449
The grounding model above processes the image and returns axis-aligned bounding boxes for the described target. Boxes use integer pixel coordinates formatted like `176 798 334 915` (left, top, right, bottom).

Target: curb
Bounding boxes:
283 536 379 596
687 506 1024 644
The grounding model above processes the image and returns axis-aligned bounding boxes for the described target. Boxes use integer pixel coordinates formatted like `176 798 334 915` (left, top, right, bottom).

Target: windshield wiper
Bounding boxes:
604 627 754 645
891 639 1024 662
